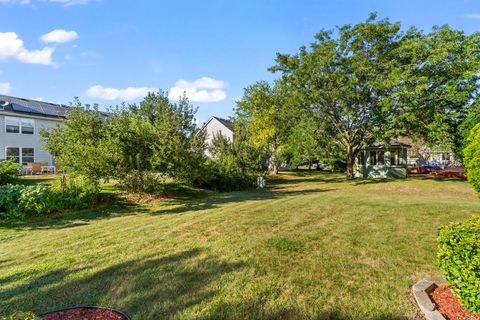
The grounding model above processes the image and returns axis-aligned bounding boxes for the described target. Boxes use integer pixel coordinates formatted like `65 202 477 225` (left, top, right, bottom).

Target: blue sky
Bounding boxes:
1 0 480 124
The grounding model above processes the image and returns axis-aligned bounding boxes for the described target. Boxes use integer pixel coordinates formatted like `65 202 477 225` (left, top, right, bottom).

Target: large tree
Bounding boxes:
235 81 296 174
270 13 480 178
42 92 206 192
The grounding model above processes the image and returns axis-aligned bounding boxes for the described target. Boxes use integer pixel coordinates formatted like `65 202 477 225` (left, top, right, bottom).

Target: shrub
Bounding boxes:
52 175 100 209
196 163 257 192
0 177 100 219
437 217 480 313
2 312 39 320
464 123 480 195
0 159 21 186
0 184 23 218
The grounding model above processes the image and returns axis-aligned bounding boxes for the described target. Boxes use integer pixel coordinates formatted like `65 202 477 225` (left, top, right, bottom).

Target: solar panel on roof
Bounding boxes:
11 103 45 115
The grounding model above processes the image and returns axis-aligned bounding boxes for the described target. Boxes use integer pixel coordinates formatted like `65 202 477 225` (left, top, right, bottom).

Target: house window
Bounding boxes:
6 117 20 133
5 147 34 165
391 150 399 165
21 119 34 134
378 151 385 165
6 147 20 163
370 151 385 165
5 117 35 134
359 152 365 165
22 148 34 165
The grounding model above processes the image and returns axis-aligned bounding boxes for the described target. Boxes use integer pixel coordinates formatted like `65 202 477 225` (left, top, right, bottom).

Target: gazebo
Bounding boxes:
355 142 410 179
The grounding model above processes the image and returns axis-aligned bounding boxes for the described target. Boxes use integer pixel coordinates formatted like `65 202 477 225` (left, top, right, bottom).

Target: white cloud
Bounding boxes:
465 13 480 19
40 29 78 43
0 32 54 65
86 85 156 101
169 76 226 103
0 82 11 94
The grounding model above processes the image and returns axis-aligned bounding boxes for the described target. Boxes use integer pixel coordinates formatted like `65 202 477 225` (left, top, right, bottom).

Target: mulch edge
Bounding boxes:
412 277 447 320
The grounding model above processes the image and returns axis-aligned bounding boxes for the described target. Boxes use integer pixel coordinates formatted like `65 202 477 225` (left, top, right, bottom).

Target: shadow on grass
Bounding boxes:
195 300 408 320
0 193 146 232
268 172 347 186
151 186 335 216
0 248 244 319
0 246 408 320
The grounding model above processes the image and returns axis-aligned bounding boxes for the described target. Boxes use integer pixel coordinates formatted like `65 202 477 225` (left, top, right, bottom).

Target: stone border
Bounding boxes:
412 277 447 320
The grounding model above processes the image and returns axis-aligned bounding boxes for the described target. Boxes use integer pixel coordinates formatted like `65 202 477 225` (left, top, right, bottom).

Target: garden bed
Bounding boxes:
430 285 480 320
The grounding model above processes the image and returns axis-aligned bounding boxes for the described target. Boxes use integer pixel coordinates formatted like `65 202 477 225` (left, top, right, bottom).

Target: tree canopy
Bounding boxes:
42 92 206 192
262 13 480 178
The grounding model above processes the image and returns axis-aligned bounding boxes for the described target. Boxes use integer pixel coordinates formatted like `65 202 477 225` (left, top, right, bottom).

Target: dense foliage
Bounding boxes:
235 13 480 178
197 128 266 191
0 160 21 186
42 92 205 193
464 123 480 195
454 101 480 161
0 176 99 219
437 217 480 313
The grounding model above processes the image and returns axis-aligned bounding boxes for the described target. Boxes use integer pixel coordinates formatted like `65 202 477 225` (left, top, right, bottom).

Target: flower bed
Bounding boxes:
431 285 480 320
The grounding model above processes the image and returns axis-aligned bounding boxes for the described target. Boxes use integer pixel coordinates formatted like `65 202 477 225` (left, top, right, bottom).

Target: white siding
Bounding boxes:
204 118 233 145
0 113 61 165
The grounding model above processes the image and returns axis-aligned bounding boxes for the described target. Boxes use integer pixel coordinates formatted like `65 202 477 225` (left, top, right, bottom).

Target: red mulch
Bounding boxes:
41 308 127 320
430 285 480 320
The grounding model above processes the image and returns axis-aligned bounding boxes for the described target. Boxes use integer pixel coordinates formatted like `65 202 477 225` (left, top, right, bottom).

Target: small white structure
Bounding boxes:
201 116 234 146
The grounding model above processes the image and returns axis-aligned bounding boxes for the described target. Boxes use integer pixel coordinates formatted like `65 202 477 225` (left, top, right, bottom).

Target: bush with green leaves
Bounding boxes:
0 177 100 219
464 123 480 195
41 93 206 194
0 159 21 186
437 217 480 313
197 133 265 192
197 162 257 192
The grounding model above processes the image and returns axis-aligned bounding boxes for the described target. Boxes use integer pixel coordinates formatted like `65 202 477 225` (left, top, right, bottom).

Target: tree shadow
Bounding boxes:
0 194 146 232
353 179 396 186
195 300 409 320
151 187 335 216
268 172 347 186
0 248 245 319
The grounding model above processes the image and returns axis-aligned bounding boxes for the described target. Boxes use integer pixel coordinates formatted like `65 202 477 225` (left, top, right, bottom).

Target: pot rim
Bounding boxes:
39 305 131 320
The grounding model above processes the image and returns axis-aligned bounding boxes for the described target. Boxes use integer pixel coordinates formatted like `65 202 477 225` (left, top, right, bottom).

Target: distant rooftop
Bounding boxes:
212 116 234 131
0 94 109 119
0 94 68 118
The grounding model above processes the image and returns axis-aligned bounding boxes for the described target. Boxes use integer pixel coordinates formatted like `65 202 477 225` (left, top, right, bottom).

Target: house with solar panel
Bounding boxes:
0 94 68 166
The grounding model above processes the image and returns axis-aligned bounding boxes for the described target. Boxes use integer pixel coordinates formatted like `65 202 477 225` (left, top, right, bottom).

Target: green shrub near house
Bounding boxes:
0 176 99 220
437 217 480 314
0 160 21 186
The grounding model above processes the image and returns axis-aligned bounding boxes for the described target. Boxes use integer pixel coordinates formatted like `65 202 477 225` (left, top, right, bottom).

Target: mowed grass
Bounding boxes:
1 172 479 319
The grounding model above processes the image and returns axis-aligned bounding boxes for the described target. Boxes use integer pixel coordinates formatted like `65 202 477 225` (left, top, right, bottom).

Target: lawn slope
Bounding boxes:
1 172 479 319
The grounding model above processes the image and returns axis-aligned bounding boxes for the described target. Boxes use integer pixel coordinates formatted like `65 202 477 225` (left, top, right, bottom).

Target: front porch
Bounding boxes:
355 142 410 179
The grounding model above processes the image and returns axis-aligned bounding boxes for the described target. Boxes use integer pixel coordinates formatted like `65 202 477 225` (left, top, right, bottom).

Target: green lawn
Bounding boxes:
1 172 479 319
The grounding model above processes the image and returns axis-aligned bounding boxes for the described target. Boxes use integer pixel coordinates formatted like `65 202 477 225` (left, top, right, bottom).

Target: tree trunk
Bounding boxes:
346 146 356 180
270 144 279 175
